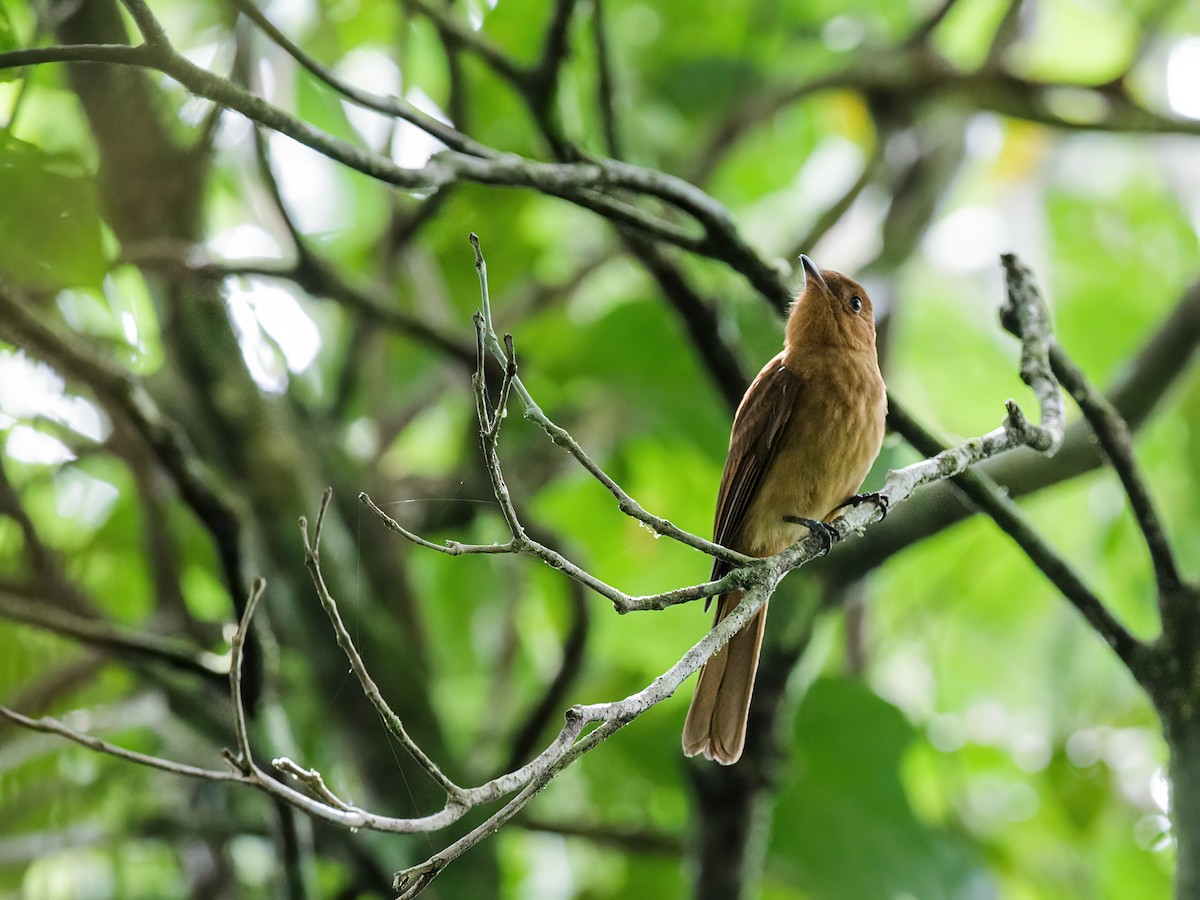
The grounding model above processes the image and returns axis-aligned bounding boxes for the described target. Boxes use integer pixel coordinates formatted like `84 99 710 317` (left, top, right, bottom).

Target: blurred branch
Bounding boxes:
591 0 622 159
123 246 474 366
401 0 526 86
623 234 750 411
0 585 228 681
0 284 250 610
525 0 582 156
230 0 487 157
984 0 1028 69
0 455 55 579
787 138 885 261
0 31 790 306
517 815 684 856
502 579 591 773
694 45 1200 190
905 0 970 45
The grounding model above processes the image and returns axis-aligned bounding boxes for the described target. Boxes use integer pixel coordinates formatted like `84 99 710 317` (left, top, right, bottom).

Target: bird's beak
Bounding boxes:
799 255 828 292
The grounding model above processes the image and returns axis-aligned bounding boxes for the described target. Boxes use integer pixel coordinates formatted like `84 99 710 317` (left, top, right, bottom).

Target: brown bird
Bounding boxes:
682 256 887 765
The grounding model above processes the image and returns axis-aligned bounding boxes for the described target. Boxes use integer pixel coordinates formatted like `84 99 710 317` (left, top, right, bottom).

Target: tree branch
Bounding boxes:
884 402 1146 675
1048 344 1184 601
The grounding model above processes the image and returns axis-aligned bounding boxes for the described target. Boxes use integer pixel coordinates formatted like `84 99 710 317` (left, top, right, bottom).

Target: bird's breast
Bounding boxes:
736 352 886 557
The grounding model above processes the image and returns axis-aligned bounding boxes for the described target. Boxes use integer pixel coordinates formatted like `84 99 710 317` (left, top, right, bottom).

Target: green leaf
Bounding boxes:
0 138 107 290
769 677 986 899
0 2 17 55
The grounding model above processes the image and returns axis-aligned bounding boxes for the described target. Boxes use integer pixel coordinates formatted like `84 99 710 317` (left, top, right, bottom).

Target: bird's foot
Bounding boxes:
782 516 835 557
837 491 889 520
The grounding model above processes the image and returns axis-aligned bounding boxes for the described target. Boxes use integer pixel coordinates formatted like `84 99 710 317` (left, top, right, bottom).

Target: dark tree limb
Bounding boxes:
1048 344 1183 599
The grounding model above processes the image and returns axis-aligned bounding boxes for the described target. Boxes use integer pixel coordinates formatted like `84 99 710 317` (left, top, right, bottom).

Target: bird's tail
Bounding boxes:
681 591 768 765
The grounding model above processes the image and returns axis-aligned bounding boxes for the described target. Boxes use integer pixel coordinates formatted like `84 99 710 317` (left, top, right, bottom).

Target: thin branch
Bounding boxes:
1049 344 1183 598
273 758 355 811
227 577 266 774
118 0 170 47
5 248 1074 896
463 233 759 568
999 253 1065 453
391 576 777 897
0 704 250 783
299 490 466 801
230 0 487 157
829 277 1200 580
0 41 792 305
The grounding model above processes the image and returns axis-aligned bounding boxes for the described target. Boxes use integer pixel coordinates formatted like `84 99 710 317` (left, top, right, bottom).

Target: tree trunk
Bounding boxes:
1148 585 1200 900
688 580 821 899
1167 710 1200 899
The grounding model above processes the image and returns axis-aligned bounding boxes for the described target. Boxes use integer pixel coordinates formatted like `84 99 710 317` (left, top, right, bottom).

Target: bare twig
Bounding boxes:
272 758 355 811
999 253 1066 453
462 233 758 568
829 277 1200 580
226 577 266 774
299 491 465 801
0 704 250 784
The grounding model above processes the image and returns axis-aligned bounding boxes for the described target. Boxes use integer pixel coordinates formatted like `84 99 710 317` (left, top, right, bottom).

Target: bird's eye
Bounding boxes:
849 295 862 313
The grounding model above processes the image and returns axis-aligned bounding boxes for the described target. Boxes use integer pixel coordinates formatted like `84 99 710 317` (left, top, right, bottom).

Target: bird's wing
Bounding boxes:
710 354 801 587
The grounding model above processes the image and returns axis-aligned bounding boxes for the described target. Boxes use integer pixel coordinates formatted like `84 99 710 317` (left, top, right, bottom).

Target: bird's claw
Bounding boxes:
838 491 889 520
782 516 835 557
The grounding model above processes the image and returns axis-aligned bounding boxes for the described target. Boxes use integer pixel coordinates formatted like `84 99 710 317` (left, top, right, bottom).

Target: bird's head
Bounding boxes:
786 255 878 352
